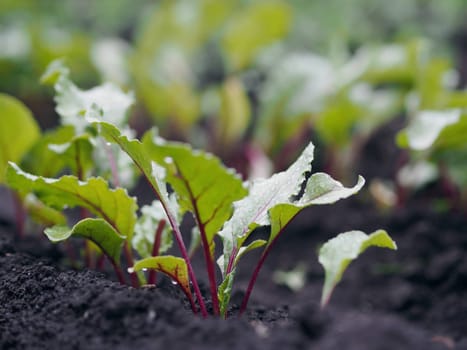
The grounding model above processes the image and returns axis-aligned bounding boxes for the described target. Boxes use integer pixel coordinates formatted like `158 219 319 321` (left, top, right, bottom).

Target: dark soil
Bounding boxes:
2 200 467 349
2 123 467 349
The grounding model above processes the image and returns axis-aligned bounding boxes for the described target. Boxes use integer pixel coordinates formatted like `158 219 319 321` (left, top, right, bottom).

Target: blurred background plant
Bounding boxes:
2 0 467 200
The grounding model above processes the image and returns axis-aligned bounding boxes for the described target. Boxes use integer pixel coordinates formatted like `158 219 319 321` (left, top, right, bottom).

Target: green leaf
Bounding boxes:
268 174 365 244
298 173 366 206
44 218 125 262
6 163 137 239
142 129 248 246
216 146 364 312
318 230 397 307
43 61 138 188
95 122 178 221
132 200 174 259
233 239 267 267
0 93 40 183
222 1 291 70
218 270 235 317
396 109 461 150
43 60 134 134
130 256 192 299
218 143 314 273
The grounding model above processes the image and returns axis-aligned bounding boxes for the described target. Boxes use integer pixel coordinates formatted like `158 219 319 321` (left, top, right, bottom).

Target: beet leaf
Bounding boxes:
318 229 397 307
0 94 40 183
130 256 195 311
6 163 137 239
44 218 125 263
95 121 208 316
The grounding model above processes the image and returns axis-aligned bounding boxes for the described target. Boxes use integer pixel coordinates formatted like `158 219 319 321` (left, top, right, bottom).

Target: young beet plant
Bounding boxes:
4 63 396 318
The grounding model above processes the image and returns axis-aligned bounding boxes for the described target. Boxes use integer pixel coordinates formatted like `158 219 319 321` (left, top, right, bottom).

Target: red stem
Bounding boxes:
167 212 207 316
148 219 166 285
135 167 208 316
105 133 207 316
109 257 126 285
124 242 140 288
172 161 218 315
239 246 272 315
239 219 297 315
198 221 220 316
225 246 238 275
96 253 106 271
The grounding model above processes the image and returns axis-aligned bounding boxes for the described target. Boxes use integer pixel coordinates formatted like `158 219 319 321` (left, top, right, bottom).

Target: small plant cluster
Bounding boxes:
0 61 396 317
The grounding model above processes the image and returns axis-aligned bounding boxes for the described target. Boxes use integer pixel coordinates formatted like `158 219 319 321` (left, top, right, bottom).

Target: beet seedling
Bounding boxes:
5 63 396 318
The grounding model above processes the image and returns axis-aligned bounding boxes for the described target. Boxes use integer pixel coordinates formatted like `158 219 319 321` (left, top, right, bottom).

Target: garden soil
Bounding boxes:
1 123 467 349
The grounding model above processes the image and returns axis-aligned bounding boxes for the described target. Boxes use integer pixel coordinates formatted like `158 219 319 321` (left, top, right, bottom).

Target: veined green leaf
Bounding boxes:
268 174 364 245
44 218 125 262
132 200 174 259
216 146 365 312
319 230 397 307
6 163 137 239
95 122 178 220
130 256 192 299
218 142 314 273
298 173 366 206
0 93 40 183
143 129 247 245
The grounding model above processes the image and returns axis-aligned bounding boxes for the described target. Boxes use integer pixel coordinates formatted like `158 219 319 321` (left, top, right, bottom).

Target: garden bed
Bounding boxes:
1 193 467 349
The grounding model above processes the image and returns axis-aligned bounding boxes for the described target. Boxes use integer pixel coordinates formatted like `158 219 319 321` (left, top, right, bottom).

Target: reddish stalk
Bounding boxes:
166 211 208 316
239 246 273 315
148 219 166 285
225 246 238 275
96 253 106 271
109 257 126 285
124 242 140 288
197 221 220 316
172 162 219 315
239 219 297 315
104 134 207 316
